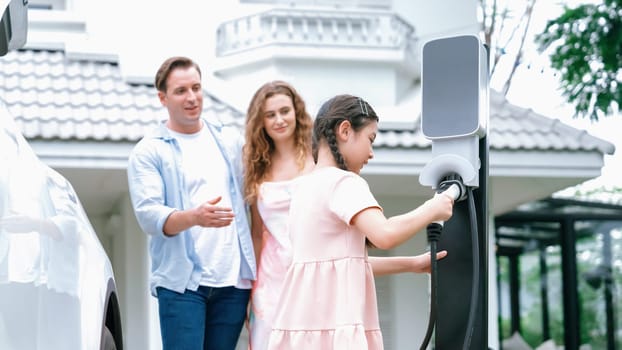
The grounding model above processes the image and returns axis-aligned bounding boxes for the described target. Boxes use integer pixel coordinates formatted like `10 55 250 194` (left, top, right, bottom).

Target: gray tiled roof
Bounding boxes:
375 91 614 154
0 49 242 141
0 49 615 155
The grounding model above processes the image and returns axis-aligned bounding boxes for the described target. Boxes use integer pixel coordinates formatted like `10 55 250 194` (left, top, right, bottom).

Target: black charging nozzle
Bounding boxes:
428 173 467 243
437 174 467 202
428 174 467 236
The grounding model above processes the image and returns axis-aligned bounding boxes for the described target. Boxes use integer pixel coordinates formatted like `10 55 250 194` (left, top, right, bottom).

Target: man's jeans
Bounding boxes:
157 286 251 350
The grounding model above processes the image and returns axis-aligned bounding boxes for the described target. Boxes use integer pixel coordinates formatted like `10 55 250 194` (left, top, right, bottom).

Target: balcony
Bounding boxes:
215 8 417 65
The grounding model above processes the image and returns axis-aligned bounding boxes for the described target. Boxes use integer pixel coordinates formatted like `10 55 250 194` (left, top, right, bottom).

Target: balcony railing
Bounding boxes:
240 0 390 9
216 8 416 58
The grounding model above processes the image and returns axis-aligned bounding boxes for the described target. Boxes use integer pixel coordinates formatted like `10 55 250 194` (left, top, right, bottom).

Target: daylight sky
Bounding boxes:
489 0 620 191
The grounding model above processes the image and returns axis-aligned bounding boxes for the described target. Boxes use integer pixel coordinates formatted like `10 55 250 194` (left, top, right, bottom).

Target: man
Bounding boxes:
127 56 256 350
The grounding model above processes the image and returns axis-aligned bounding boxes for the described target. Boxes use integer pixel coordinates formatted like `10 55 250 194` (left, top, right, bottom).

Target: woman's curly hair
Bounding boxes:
243 81 313 203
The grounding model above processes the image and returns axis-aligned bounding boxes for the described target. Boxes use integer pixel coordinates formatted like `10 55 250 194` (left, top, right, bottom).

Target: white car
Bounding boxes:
0 100 123 350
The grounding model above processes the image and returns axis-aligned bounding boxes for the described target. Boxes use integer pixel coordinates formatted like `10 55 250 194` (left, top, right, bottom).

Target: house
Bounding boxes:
0 0 615 349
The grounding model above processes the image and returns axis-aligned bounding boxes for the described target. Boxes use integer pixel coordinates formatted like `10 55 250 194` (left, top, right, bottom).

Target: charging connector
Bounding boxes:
430 175 467 228
438 174 467 202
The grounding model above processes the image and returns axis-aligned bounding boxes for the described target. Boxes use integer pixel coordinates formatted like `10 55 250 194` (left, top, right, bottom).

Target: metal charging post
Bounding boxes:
419 35 490 350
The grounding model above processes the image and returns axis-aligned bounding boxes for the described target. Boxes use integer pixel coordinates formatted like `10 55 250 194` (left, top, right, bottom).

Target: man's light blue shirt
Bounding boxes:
127 118 256 296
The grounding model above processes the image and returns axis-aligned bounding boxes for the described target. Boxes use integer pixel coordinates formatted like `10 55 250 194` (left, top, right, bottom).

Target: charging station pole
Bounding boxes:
419 35 490 349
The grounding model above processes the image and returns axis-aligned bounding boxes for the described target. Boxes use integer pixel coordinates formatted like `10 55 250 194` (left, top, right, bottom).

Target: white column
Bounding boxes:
114 196 153 350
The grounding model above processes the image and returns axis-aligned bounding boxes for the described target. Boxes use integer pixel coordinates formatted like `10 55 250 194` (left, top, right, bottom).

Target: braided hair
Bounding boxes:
312 94 379 171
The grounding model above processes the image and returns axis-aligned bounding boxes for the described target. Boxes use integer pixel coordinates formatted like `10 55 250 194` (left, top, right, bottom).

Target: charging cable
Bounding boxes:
419 175 471 350
462 185 479 350
419 220 442 350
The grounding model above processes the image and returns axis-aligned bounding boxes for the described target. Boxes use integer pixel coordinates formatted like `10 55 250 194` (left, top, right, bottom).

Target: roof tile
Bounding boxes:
0 49 615 155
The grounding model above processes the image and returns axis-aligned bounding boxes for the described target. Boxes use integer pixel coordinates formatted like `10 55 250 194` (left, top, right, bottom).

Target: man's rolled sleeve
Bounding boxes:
128 143 176 238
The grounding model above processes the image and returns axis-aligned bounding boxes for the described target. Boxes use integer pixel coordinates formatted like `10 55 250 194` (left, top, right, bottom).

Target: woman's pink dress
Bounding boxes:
248 180 294 349
267 167 384 350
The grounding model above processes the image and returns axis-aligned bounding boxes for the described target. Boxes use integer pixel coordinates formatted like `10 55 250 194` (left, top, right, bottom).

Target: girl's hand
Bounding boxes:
428 192 455 222
369 251 448 276
411 250 448 273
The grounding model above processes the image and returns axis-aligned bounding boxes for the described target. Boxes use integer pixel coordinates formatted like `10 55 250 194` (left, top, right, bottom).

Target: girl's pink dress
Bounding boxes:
267 167 384 350
248 180 294 349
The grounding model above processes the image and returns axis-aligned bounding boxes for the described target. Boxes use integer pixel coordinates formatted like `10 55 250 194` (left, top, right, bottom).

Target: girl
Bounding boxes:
244 85 449 349
266 94 455 350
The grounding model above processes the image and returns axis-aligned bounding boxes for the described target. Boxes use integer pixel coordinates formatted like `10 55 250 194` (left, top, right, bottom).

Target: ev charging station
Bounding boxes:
419 35 490 349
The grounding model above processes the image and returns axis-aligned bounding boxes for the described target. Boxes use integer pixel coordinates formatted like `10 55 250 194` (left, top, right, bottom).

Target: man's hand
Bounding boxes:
163 196 236 236
194 196 235 228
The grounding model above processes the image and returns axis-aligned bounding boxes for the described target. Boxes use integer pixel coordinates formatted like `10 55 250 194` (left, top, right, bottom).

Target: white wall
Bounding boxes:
374 194 431 349
216 59 410 116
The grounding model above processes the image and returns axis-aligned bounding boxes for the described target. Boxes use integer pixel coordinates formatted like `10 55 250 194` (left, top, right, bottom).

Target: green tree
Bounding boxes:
535 0 622 121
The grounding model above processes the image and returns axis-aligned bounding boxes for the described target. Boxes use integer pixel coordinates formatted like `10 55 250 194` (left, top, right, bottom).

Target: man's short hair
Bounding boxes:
154 56 201 93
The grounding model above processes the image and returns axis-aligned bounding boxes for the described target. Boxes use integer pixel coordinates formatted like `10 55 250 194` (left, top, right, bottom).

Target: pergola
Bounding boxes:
495 197 621 350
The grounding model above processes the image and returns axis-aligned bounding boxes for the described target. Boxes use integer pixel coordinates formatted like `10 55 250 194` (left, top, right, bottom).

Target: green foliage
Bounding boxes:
499 230 622 348
535 0 622 121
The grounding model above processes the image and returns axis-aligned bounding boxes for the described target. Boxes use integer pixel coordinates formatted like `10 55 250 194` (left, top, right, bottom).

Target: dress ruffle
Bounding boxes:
269 325 383 350
268 258 382 350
